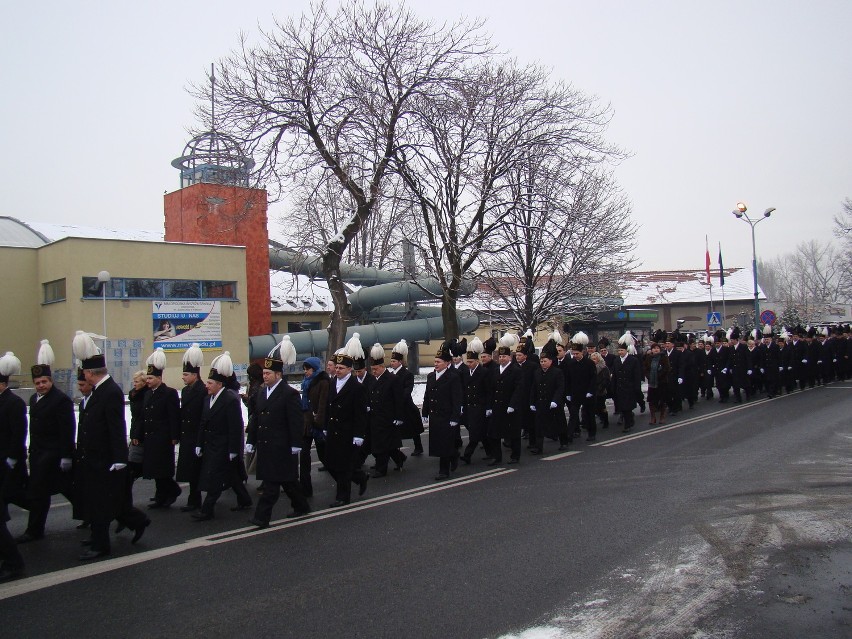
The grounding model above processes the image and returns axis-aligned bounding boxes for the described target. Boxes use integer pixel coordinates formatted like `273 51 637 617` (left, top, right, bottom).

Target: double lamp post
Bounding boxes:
731 201 775 328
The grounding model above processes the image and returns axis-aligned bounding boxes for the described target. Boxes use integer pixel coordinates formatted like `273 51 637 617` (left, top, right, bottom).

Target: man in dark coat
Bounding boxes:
194 353 251 520
514 333 538 444
324 349 370 505
789 329 808 391
566 341 597 442
761 331 781 398
72 332 129 560
528 341 565 455
664 335 684 414
612 339 642 433
554 341 573 444
0 353 28 522
247 344 310 527
727 328 748 403
422 344 463 480
488 338 525 464
460 339 493 466
387 340 423 456
710 332 732 403
133 349 181 508
17 357 76 543
365 345 407 478
177 344 206 512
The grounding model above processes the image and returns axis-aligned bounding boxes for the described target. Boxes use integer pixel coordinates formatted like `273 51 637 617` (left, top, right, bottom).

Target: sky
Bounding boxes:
2 0 850 271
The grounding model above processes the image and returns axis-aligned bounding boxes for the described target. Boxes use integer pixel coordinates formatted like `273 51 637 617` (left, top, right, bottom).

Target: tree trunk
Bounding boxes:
322 250 351 356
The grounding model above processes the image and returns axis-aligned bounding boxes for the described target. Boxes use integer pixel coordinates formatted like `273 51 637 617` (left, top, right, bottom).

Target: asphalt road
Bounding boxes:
2 382 850 638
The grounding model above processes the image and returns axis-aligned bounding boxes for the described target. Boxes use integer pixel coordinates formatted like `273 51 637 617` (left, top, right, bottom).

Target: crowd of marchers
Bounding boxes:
0 322 849 581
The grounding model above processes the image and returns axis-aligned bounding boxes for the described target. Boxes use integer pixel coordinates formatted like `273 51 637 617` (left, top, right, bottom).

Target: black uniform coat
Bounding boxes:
729 343 749 389
390 366 423 439
366 371 403 456
461 364 493 442
710 345 731 390
762 341 781 384
197 389 244 492
530 365 565 439
133 383 180 480
324 375 368 472
489 362 525 439
565 356 596 401
612 354 642 412
422 367 463 458
27 385 75 498
75 376 129 522
789 338 808 381
0 388 28 504
246 381 303 483
176 379 206 483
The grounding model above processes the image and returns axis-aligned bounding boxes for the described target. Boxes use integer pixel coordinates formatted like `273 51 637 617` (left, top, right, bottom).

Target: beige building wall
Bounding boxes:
0 238 249 392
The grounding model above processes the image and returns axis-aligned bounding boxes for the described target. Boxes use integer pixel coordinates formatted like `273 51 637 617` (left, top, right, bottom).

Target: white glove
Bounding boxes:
244 444 254 454
60 458 72 472
586 392 593 398
485 409 492 417
707 369 712 375
449 422 458 427
833 358 837 363
109 463 126 471
760 368 765 374
529 405 536 412
722 368 728 374
229 453 237 460
393 420 403 426
566 395 572 402
506 407 515 414
291 447 301 454
801 359 807 364
195 447 202 457
323 430 328 437
747 370 752 376
549 401 557 409
788 366 793 371
353 437 364 447
366 406 370 412
677 378 683 384
779 367 783 372
422 417 429 426
460 406 464 414
817 360 822 365
6 458 16 469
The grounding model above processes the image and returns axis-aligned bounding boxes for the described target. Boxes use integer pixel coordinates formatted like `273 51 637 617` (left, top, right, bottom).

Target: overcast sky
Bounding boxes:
2 0 849 271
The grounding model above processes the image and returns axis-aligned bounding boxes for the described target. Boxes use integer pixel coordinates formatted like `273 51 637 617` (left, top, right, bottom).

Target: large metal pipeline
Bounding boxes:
269 244 409 287
249 310 479 359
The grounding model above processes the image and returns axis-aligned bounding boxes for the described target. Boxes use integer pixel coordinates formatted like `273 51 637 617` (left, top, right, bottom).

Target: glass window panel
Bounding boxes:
82 276 122 298
43 279 66 303
164 279 200 299
124 279 164 298
201 280 236 299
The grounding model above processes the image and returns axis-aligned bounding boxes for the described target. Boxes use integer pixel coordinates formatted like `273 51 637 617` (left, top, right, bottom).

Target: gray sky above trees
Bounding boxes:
2 0 849 271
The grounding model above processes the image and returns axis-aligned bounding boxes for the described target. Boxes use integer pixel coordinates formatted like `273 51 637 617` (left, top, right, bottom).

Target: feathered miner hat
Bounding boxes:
73 330 105 370
540 338 558 361
390 338 408 362
146 347 167 377
729 326 741 341
466 336 484 360
182 343 204 374
208 351 234 384
762 324 773 337
517 329 535 355
345 333 366 371
617 331 635 352
370 343 386 366
548 329 564 346
496 333 516 356
482 336 497 355
436 339 454 362
76 360 86 382
570 331 589 352
598 336 611 349
652 329 666 345
0 352 22 384
32 339 55 379
264 335 295 373
449 338 467 359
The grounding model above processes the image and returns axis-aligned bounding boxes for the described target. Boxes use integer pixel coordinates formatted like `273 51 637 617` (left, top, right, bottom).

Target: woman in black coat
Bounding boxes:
643 343 670 424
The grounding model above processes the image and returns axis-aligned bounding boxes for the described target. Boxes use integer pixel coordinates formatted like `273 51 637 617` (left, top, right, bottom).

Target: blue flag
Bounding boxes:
718 246 725 286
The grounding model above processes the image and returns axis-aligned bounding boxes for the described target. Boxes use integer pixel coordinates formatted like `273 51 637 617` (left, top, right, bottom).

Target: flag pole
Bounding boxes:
706 235 714 315
719 241 727 328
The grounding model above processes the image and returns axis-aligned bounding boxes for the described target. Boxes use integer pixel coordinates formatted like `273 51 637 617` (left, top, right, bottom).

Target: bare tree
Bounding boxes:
395 59 625 336
477 163 637 330
197 0 487 350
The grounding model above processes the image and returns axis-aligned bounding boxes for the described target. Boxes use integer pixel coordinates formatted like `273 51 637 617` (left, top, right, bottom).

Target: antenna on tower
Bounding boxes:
210 63 216 133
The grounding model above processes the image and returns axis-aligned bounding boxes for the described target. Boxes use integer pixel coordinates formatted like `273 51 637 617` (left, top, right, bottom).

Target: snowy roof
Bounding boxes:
0 216 165 246
620 268 763 306
270 270 336 313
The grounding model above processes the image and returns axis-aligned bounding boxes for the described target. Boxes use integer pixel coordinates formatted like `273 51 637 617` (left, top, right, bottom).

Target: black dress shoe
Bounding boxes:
191 512 213 521
370 470 387 478
81 538 94 546
486 460 501 467
131 519 151 545
179 504 199 513
79 549 109 561
328 500 349 508
0 567 24 582
557 445 568 452
230 503 252 512
147 502 168 510
507 459 519 464
410 450 423 457
286 510 310 518
249 518 269 528
450 456 459 471
528 448 541 455
15 532 44 544
76 521 90 529
586 436 596 442
358 475 369 496
394 454 407 470
460 456 471 465
434 473 449 481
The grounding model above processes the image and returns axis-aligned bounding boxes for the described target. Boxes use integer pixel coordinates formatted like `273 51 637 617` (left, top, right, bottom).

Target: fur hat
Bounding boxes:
370 343 386 366
182 343 204 374
0 352 22 384
570 331 589 352
345 333 366 370
482 336 497 355
391 339 408 362
496 333 516 356
466 336 484 360
540 338 558 361
146 347 167 377
436 340 454 362
209 351 234 383
31 339 55 379
73 331 105 370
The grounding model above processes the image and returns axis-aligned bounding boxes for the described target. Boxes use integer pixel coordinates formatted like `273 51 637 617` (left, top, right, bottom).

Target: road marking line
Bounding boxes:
0 468 514 601
541 451 583 461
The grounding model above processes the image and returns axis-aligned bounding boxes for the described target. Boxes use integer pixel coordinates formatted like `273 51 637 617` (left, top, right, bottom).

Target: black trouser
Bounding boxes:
621 410 635 431
201 476 251 516
409 434 424 453
373 449 406 473
0 519 24 572
25 496 51 537
594 396 609 427
329 468 369 503
185 481 201 509
154 477 181 505
569 399 594 438
116 470 149 531
300 434 325 495
253 480 309 523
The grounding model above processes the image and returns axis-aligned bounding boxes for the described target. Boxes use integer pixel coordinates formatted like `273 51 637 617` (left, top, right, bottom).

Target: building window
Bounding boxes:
165 280 200 299
82 277 237 300
288 321 322 332
82 277 122 298
202 280 236 299
124 278 163 298
43 279 66 303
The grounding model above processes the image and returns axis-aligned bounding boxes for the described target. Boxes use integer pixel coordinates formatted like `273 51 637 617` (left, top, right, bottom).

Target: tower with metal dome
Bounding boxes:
163 66 271 337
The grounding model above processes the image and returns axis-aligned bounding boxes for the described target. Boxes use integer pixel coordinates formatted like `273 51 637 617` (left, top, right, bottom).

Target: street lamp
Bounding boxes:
97 270 111 344
731 202 775 328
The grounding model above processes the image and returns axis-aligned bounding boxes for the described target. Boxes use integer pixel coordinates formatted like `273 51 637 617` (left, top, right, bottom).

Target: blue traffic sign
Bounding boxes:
760 309 776 325
707 312 722 327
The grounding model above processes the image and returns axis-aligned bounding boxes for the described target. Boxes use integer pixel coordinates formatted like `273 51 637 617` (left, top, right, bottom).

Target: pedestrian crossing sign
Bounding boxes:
707 312 722 327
